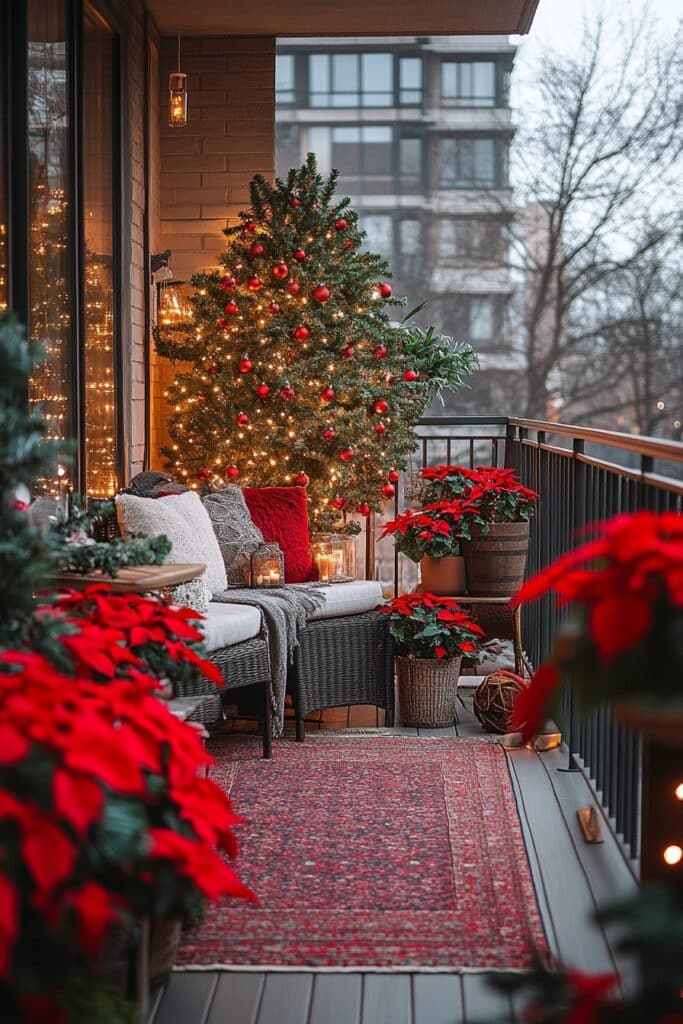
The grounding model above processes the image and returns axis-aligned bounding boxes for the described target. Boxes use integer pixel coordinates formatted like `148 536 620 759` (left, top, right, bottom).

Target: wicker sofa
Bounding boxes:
91 503 394 758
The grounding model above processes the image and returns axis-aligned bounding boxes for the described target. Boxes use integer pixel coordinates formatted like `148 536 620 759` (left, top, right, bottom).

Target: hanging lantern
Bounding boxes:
157 276 193 326
168 34 188 127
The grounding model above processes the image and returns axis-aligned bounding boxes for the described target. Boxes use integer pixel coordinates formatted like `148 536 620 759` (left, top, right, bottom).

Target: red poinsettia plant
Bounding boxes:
414 465 539 526
510 511 683 740
0 646 255 1021
380 592 485 660
380 500 481 562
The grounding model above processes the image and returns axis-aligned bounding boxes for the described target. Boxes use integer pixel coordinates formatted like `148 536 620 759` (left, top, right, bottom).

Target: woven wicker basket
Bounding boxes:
395 655 462 728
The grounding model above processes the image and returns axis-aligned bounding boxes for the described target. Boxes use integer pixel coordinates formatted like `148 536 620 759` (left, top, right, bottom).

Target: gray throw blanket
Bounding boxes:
212 584 327 736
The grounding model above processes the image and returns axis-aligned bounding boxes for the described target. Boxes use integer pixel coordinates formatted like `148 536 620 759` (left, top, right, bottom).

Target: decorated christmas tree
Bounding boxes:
155 155 477 532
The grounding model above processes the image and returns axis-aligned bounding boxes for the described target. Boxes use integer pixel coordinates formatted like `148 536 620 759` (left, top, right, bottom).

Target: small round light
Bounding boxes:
675 783 683 801
663 845 682 866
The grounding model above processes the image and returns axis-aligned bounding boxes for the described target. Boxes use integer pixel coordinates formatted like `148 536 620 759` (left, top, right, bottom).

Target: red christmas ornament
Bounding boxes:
208 363 219 374
256 383 270 398
268 301 280 314
244 221 256 233
341 345 354 360
219 275 236 292
197 394 206 402
225 465 240 479
335 218 348 231
295 472 310 487
236 411 250 426
314 285 331 303
321 386 335 402
357 503 371 516
340 447 354 462
249 242 264 258
293 249 306 262
197 468 211 481
381 483 395 498
373 399 389 415
238 357 254 374
216 317 229 329
294 325 310 341
403 368 418 382
247 275 262 291
224 301 238 316
290 197 301 208
330 496 347 510
322 427 337 441
374 421 386 435
272 262 289 280
279 385 295 401
344 239 353 250
287 281 300 296
387 469 400 483
374 345 388 360
378 282 392 298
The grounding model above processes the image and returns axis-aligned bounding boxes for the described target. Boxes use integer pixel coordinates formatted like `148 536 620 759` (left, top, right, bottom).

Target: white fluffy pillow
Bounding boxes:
115 491 227 596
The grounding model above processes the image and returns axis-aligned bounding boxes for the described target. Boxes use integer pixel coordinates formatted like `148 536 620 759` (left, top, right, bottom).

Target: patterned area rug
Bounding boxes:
176 735 547 970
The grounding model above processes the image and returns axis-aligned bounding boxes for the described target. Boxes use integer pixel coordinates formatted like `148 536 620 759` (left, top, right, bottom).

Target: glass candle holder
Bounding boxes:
250 543 285 587
311 533 356 583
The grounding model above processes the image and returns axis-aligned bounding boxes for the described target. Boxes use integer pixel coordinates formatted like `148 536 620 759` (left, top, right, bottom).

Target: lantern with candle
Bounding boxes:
251 543 285 587
311 533 356 584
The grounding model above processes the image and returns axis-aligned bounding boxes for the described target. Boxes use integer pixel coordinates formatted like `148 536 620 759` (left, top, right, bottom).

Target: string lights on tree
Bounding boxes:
155 154 477 533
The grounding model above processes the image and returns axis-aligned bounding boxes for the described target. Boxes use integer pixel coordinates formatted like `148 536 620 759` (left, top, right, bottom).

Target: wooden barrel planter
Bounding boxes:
395 655 462 727
462 521 529 596
419 554 466 596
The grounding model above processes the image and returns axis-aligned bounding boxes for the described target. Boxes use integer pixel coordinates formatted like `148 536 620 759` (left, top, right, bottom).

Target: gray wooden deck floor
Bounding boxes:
151 692 636 1024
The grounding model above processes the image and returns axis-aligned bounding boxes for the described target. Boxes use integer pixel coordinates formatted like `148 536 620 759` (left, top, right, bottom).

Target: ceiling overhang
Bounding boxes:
146 0 539 37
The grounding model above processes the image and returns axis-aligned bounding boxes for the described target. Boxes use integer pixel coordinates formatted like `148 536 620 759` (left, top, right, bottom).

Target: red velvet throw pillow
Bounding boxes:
242 486 316 584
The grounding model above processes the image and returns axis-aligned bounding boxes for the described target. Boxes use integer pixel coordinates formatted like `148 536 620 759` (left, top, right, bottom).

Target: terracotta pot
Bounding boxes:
395 654 462 727
462 520 530 596
419 554 466 596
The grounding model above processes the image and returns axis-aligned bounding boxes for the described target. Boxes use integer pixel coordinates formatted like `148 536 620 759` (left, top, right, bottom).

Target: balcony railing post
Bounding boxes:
504 418 515 468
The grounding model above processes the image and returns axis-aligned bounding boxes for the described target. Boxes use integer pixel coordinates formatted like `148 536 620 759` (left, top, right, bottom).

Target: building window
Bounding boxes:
399 136 422 191
437 219 503 260
82 4 119 498
438 137 498 188
309 52 394 108
441 61 496 107
469 297 494 342
361 214 393 260
276 54 295 104
399 57 422 105
27 0 73 491
308 125 392 194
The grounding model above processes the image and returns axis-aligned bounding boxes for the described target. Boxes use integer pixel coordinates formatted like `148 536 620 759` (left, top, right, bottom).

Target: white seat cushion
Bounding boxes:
200 603 262 652
307 580 384 620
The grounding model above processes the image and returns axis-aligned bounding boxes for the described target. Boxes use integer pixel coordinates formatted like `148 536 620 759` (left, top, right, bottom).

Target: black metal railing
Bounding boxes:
384 416 683 871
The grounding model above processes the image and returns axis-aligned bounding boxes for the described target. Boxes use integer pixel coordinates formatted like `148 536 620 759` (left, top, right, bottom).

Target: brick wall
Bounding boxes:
150 36 275 467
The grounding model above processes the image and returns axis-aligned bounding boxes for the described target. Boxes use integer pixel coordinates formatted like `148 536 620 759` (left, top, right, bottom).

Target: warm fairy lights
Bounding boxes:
663 845 683 866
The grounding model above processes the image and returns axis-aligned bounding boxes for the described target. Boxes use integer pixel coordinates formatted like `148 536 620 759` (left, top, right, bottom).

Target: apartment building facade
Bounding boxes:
275 36 519 413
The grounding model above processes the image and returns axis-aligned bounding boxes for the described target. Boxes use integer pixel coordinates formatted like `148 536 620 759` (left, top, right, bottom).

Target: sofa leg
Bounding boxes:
385 706 395 727
261 684 273 759
295 715 305 742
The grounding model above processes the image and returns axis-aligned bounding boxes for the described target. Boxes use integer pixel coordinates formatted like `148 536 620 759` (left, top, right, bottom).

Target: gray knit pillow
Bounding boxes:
202 486 264 586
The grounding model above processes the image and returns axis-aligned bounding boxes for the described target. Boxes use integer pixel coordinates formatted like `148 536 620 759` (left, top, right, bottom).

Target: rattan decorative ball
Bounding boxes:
472 670 527 734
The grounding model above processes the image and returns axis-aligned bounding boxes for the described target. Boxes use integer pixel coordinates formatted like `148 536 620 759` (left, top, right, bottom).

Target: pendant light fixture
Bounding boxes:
168 31 188 127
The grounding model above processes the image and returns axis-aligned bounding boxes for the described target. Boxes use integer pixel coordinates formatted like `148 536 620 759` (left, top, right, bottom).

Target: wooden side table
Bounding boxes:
450 596 525 677
54 562 207 595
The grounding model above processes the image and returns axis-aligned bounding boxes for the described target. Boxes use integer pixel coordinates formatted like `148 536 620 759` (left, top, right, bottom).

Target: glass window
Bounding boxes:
308 126 393 194
399 137 422 190
331 53 358 107
399 219 421 254
361 53 392 107
357 126 391 193
362 215 392 259
399 57 422 105
276 54 295 104
307 126 332 175
437 220 457 258
27 0 72 493
438 137 496 188
470 298 494 341
276 124 300 175
309 54 329 107
82 4 118 497
441 61 496 107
